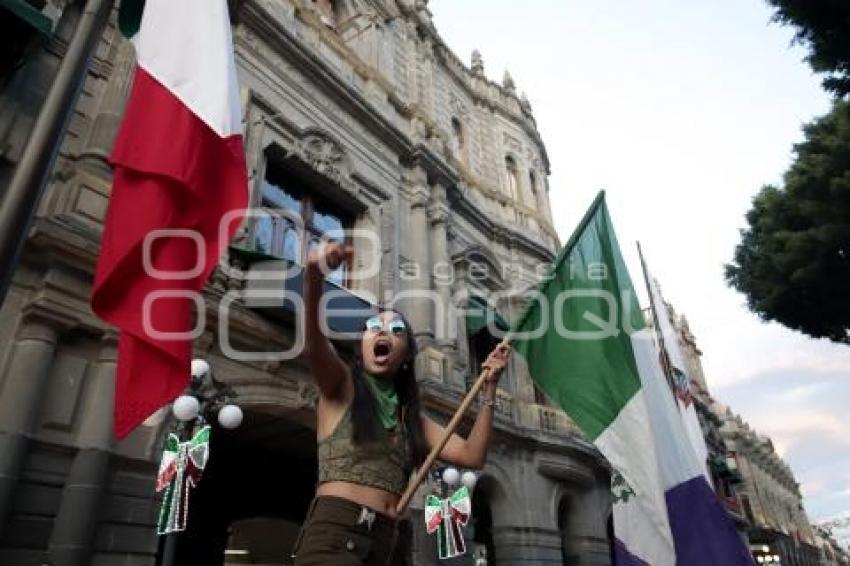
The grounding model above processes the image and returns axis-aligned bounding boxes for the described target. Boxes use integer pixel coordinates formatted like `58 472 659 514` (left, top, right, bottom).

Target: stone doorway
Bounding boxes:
559 496 577 565
162 411 317 566
470 477 498 565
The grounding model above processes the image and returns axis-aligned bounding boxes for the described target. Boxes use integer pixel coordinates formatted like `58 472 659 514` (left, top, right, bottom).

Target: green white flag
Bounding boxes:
510 192 675 565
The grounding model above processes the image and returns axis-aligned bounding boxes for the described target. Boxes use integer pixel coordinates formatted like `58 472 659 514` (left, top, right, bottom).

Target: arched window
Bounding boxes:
505 156 519 201
451 117 465 162
529 170 538 205
255 155 353 287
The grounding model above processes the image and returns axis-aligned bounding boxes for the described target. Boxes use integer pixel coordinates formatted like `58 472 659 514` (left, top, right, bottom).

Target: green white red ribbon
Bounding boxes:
425 486 471 560
156 425 210 535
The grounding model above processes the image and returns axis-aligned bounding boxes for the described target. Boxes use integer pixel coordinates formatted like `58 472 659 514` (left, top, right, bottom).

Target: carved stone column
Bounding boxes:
427 181 451 345
0 312 64 537
47 333 118 566
399 166 433 342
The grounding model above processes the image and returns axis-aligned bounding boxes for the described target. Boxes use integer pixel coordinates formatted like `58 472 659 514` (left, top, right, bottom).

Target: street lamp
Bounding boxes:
173 358 243 430
461 470 478 491
159 358 242 566
438 466 480 494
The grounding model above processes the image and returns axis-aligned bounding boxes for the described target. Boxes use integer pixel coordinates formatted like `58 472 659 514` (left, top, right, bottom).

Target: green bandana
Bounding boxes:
363 373 399 430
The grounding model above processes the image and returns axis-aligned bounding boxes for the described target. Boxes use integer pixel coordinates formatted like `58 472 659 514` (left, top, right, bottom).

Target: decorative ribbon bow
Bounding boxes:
156 425 211 535
425 486 471 560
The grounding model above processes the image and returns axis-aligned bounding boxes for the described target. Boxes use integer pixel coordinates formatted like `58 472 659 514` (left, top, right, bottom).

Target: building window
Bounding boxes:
741 495 755 524
1 0 55 82
468 327 499 387
451 117 465 162
533 384 548 405
529 170 538 204
505 156 520 202
254 159 352 287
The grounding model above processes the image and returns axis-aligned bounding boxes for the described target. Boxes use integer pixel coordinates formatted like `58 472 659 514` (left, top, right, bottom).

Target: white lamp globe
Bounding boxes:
461 471 478 490
172 395 200 422
191 358 210 378
217 404 243 430
442 467 460 486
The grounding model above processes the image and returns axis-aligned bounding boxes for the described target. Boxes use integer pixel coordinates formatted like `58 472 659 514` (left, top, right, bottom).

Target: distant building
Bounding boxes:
720 412 821 565
814 523 850 566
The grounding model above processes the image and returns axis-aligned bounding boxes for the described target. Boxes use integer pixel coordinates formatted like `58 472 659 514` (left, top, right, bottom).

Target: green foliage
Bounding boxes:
766 0 850 97
726 100 850 344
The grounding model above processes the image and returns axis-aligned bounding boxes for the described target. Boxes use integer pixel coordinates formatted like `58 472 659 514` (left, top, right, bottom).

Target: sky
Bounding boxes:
430 0 850 530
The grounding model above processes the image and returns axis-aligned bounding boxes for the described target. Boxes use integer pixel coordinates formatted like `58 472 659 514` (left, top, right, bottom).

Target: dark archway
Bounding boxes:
471 478 498 564
165 411 317 565
559 496 578 565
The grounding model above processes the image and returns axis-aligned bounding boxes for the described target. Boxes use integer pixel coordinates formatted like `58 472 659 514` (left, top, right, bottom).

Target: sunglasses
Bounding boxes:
364 316 407 335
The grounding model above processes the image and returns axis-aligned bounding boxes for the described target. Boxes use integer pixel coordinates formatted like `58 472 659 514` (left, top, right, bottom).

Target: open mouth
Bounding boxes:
373 340 392 365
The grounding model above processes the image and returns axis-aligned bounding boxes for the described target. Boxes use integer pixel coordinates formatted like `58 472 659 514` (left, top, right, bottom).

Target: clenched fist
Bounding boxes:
482 343 511 383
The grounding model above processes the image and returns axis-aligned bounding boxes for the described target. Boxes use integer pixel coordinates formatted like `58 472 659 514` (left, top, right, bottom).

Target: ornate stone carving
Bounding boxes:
495 389 513 419
449 93 468 118
471 49 484 77
296 131 349 182
427 203 449 225
408 186 430 209
502 70 516 94
503 133 522 152
519 92 532 114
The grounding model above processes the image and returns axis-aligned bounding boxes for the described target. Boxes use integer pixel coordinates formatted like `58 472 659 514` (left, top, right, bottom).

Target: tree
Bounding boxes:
766 0 850 98
726 100 850 344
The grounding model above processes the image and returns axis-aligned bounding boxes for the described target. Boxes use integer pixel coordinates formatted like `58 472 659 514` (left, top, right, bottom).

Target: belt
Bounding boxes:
306 495 397 534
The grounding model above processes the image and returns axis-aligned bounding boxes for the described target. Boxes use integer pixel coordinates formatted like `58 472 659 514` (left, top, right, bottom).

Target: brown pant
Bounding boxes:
292 496 401 566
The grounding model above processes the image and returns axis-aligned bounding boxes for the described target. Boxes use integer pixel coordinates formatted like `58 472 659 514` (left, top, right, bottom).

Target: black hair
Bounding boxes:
350 310 428 470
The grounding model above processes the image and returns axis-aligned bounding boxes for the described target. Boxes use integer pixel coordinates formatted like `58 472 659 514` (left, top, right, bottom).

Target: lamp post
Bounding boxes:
436 466 478 495
430 466 480 563
158 359 242 566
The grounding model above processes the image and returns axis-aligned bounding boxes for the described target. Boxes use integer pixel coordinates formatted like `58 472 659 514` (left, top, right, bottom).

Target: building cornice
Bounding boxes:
239 0 560 254
393 1 551 174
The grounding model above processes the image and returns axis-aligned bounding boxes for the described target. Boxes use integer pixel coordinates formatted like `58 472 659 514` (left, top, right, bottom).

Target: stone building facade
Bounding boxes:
0 1 614 564
720 412 821 565
814 523 850 566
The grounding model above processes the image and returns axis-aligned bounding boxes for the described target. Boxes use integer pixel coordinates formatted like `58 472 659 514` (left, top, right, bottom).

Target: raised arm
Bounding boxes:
303 242 352 400
421 343 511 469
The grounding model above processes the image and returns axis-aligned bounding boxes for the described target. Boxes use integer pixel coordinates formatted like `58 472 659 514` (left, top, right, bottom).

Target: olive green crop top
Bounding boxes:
317 404 411 496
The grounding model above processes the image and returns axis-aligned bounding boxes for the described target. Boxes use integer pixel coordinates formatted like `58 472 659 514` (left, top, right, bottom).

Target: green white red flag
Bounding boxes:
92 0 248 437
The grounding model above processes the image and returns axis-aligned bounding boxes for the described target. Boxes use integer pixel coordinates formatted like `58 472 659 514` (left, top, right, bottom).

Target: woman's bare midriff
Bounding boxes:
316 480 401 518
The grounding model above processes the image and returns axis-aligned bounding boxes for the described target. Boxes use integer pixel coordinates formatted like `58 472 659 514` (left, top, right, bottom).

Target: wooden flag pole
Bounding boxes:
636 241 677 394
395 338 510 515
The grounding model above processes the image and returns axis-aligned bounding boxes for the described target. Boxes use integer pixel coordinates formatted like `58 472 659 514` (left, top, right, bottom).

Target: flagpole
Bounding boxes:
0 0 114 308
635 241 677 396
395 339 508 515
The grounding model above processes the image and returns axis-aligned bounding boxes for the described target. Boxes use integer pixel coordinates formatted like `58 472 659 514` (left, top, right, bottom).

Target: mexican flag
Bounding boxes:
511 192 675 565
92 0 248 438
